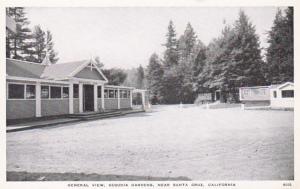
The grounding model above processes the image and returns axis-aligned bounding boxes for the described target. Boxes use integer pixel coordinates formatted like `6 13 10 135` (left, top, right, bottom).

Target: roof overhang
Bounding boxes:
105 85 135 90
6 16 17 33
7 75 70 84
278 82 294 90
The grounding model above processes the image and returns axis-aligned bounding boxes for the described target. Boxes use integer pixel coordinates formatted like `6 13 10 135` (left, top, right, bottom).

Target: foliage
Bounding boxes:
6 7 59 64
146 54 164 104
145 9 291 104
102 68 127 86
6 7 32 60
266 7 293 84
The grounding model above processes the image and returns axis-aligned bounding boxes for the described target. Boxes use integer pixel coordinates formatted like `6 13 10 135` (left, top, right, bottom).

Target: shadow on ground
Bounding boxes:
7 171 191 181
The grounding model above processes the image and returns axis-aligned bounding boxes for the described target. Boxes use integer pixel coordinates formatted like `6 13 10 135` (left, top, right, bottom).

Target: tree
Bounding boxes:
94 56 104 68
192 42 207 93
102 68 127 86
31 25 46 63
136 65 145 89
266 7 293 83
231 10 265 87
176 23 199 103
46 30 59 63
201 11 265 102
146 53 164 103
160 21 181 103
163 20 178 67
6 7 32 60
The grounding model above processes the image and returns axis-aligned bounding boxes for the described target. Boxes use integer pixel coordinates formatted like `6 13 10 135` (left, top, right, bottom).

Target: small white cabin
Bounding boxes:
270 82 294 108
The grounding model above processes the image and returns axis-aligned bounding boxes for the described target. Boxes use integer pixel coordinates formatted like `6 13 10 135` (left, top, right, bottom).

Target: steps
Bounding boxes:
68 111 124 120
7 109 146 133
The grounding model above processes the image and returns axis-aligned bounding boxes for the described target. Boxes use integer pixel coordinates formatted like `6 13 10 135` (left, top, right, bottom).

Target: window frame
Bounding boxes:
62 87 69 99
7 82 71 100
50 86 62 99
25 84 36 99
108 89 115 98
41 85 50 99
7 82 26 100
281 90 294 98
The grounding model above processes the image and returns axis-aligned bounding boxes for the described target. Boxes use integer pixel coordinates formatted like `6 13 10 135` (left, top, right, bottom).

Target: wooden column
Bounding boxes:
79 83 83 113
141 91 145 110
101 84 105 110
130 90 133 108
69 83 74 114
35 82 41 117
117 88 120 109
94 84 98 112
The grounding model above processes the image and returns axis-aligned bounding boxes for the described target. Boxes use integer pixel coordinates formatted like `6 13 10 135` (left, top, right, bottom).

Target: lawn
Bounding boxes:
6 105 294 180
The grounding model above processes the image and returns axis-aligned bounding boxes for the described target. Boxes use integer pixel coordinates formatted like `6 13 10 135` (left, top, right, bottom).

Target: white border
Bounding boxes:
1 1 299 189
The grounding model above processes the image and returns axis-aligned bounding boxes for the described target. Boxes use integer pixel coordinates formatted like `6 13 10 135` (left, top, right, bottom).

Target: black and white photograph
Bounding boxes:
2 0 297 188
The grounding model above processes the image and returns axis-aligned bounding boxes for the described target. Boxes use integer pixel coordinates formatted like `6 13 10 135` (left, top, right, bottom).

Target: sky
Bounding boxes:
25 7 283 69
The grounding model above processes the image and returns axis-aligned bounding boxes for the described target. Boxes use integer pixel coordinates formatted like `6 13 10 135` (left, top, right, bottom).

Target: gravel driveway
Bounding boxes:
7 105 294 180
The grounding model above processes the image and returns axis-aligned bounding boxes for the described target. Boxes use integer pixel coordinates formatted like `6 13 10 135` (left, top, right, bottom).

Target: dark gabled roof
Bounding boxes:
6 58 107 82
41 60 88 79
6 58 46 79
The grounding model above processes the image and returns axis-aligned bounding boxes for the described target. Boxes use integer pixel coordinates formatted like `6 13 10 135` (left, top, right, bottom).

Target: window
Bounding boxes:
121 90 128 98
50 86 61 98
8 84 24 99
97 86 102 98
127 90 130 98
273 91 277 98
120 90 124 98
114 90 118 98
243 89 249 96
104 89 108 98
109 89 115 98
282 90 294 98
26 85 36 99
73 84 79 98
63 87 69 98
41 86 49 99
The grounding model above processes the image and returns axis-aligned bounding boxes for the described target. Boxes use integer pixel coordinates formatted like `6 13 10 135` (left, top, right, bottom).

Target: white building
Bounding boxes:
270 82 294 108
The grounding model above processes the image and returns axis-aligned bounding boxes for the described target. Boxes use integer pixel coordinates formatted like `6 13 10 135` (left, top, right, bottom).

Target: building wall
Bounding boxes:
7 100 36 120
73 98 79 113
104 99 118 110
270 84 294 108
239 87 270 101
243 100 270 107
41 99 69 116
120 98 131 109
271 98 293 108
97 98 103 111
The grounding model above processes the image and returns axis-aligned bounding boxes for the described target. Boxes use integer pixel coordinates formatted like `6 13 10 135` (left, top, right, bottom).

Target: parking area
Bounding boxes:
7 105 294 180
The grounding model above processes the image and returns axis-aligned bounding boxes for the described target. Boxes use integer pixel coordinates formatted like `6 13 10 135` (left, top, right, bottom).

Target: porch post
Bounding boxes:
35 82 41 117
130 89 133 108
141 91 145 110
94 84 98 112
69 83 74 114
101 84 105 110
79 83 83 113
117 88 120 109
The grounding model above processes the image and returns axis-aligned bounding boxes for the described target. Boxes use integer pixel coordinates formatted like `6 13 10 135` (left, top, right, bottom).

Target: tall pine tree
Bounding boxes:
32 25 46 63
146 53 164 103
266 7 293 83
46 30 59 63
6 7 32 60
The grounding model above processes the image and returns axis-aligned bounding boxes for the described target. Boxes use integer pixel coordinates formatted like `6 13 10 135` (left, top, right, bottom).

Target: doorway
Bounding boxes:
215 91 220 101
83 84 94 111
